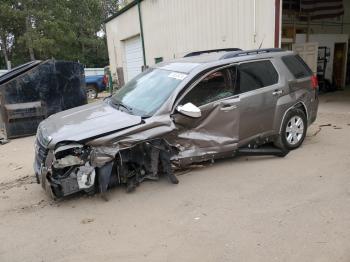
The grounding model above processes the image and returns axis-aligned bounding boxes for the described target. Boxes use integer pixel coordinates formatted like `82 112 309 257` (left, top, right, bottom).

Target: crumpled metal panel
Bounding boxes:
41 101 142 145
172 101 239 150
0 60 87 138
85 101 239 167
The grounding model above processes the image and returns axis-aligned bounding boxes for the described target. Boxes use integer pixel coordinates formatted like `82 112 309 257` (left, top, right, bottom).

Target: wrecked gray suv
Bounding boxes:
34 48 319 199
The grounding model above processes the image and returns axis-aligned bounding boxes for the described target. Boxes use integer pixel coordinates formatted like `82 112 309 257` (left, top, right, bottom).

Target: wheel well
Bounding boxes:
86 83 98 89
294 102 308 120
278 102 308 133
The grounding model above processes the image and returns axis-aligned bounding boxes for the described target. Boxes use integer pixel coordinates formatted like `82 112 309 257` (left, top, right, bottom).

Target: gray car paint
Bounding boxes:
35 49 319 196
42 101 142 146
41 54 317 155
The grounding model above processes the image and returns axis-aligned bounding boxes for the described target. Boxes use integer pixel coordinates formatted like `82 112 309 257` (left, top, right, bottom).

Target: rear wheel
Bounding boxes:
86 85 98 99
275 108 307 150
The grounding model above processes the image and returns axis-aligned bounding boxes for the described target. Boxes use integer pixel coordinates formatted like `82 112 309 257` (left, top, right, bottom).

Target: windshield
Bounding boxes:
111 68 185 117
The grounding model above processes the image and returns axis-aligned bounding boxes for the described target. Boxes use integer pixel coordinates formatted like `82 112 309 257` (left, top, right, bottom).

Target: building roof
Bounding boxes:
105 0 143 23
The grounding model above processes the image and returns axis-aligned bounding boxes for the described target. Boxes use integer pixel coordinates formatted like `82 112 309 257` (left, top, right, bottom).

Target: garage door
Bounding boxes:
124 35 143 82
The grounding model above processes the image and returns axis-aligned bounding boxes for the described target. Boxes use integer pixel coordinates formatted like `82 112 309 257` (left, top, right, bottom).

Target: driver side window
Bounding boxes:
180 68 234 107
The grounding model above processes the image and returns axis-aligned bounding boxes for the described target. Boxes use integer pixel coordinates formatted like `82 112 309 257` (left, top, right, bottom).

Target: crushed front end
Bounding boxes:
34 124 178 199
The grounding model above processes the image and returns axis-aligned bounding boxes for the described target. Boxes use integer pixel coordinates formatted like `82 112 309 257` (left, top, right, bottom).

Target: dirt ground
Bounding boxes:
1 90 350 262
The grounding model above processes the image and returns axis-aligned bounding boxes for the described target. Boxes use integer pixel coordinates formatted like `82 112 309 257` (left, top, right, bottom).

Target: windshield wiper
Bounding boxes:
111 99 133 114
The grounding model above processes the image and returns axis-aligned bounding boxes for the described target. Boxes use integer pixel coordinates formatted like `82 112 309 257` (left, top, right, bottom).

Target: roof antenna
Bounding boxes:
258 35 265 49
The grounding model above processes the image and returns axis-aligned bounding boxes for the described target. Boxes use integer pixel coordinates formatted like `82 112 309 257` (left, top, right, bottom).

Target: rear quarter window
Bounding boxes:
237 60 279 94
281 55 312 79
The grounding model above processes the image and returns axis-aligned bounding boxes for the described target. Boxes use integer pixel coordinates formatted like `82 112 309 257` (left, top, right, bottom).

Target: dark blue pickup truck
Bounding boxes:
85 74 107 99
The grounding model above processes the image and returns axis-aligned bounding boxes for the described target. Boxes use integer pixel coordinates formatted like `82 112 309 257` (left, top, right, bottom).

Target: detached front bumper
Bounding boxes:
34 138 48 184
33 139 57 197
33 139 109 199
36 162 56 198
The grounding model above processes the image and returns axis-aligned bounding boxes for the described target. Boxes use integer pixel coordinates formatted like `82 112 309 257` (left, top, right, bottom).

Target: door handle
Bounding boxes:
220 105 237 111
272 89 283 96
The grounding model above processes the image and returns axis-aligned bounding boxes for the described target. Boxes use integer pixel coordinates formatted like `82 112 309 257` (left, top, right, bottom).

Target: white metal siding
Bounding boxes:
106 0 277 77
124 36 143 81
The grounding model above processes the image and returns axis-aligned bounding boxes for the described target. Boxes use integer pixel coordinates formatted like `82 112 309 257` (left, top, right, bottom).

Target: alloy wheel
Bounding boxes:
285 116 304 145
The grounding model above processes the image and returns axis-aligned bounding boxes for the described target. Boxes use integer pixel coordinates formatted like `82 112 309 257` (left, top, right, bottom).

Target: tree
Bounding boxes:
0 0 120 69
102 0 120 20
0 0 23 68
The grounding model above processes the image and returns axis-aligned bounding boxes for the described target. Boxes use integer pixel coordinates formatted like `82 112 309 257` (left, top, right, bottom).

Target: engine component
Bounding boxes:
53 155 84 169
76 163 96 189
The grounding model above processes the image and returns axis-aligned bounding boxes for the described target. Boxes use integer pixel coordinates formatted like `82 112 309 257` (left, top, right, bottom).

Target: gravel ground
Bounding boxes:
0 90 349 262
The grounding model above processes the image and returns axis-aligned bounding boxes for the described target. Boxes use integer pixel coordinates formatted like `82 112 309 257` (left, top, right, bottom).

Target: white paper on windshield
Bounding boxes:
168 72 187 80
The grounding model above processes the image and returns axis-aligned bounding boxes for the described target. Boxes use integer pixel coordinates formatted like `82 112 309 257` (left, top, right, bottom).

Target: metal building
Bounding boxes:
105 0 281 84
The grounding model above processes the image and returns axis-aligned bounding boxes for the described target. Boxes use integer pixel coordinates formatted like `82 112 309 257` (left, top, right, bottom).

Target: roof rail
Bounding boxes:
184 48 242 57
220 48 284 60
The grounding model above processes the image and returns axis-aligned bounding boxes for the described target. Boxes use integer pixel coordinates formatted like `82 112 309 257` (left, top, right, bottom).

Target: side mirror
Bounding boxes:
176 102 201 118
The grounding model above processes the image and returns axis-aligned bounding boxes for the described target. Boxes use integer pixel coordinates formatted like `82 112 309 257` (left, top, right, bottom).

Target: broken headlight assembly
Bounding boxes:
36 123 52 147
50 143 96 197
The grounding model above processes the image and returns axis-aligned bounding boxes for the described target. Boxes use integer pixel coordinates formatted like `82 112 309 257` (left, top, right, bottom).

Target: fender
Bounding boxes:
278 101 308 133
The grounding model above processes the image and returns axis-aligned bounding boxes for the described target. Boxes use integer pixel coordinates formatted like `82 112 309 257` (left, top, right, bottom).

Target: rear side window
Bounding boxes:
281 55 312 79
236 60 278 94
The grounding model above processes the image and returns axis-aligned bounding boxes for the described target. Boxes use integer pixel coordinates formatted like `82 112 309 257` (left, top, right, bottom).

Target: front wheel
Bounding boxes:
275 108 307 150
86 85 98 99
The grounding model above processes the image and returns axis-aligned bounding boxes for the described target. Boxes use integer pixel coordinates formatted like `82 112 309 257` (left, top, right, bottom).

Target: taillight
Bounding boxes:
311 75 318 89
103 75 108 85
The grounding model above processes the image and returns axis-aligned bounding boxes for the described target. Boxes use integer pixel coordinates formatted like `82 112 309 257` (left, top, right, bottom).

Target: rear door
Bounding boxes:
235 60 281 145
171 66 239 164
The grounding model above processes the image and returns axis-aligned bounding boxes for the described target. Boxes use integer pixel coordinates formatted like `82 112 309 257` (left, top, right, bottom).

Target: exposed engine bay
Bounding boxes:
36 138 182 199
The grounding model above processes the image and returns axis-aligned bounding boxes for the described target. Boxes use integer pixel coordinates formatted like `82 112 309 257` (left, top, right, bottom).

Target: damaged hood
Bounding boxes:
40 100 142 146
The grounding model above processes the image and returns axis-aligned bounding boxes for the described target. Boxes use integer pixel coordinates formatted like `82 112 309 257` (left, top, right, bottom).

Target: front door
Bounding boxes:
170 67 239 165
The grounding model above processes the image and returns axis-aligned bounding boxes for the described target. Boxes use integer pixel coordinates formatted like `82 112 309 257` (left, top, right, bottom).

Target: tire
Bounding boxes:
275 108 307 150
86 85 98 99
